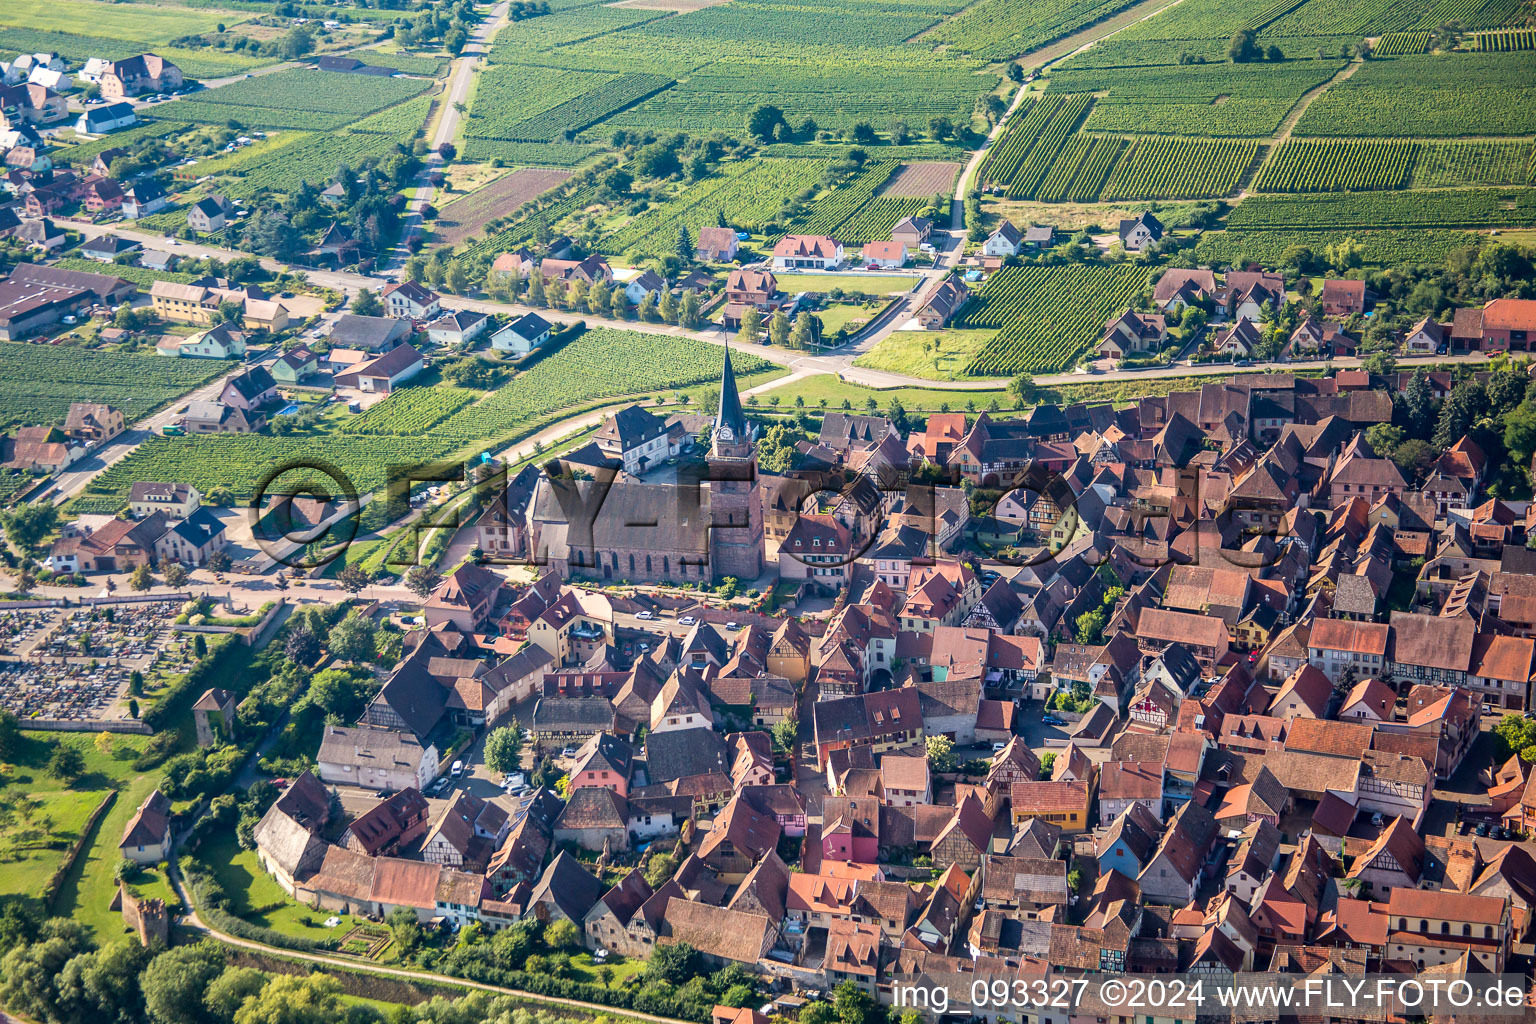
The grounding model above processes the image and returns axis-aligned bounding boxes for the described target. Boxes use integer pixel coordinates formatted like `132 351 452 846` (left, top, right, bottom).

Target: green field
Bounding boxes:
0 0 240 44
957 264 1150 376
1 730 163 939
771 273 921 296
854 329 998 379
150 69 433 131
0 344 226 432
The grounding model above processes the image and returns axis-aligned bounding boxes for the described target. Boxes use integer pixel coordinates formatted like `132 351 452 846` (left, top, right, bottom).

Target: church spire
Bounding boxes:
714 338 749 448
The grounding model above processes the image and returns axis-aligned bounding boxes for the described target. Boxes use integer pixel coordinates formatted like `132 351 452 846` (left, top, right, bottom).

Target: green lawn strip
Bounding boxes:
772 273 920 296
192 832 370 942
854 329 998 380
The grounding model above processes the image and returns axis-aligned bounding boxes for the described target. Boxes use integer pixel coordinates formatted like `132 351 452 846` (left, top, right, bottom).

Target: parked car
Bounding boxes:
450 760 465 778
636 609 655 620
679 615 697 626
725 621 741 631
1042 715 1065 726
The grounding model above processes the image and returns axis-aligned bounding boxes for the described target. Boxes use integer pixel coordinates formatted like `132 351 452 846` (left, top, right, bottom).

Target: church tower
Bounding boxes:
707 341 764 581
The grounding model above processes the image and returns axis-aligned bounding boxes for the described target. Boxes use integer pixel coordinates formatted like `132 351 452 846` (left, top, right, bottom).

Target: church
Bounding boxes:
525 343 766 584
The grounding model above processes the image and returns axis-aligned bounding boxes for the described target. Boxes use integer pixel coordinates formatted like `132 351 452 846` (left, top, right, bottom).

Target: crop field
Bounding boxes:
923 0 1141 59
82 330 780 508
1475 29 1536 49
1055 60 1344 136
981 93 1092 198
427 329 780 441
149 69 432 131
1264 0 1525 35
1254 139 1417 193
1373 31 1429 54
957 264 1148 375
1034 134 1125 201
1294 53 1536 136
486 5 675 56
210 97 431 196
502 73 673 142
1192 228 1483 265
638 0 951 48
460 139 604 166
0 344 225 432
1227 187 1536 229
1099 137 1259 200
459 180 603 261
465 64 620 141
351 49 450 75
790 161 936 241
0 0 236 45
603 159 827 257
338 387 482 436
1411 141 1534 187
600 50 993 135
880 162 961 197
54 121 193 169
432 168 575 247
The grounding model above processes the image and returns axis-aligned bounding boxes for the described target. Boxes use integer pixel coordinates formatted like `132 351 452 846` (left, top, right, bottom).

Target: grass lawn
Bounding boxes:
774 273 919 296
193 832 368 941
814 301 886 336
567 951 648 985
754 371 1304 413
3 729 162 940
854 329 996 380
0 0 244 43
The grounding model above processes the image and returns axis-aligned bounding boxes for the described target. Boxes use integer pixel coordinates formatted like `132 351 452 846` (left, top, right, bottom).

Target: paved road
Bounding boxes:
387 1 510 273
163 862 696 1024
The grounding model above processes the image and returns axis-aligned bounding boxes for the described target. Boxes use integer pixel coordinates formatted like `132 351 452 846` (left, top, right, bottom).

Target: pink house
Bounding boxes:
821 795 880 864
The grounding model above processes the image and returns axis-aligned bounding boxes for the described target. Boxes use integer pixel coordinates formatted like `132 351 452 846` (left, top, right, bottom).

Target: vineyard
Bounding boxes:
458 178 604 262
1055 60 1344 136
211 97 431 197
957 264 1149 376
1475 29 1536 49
428 328 780 441
460 140 604 166
339 387 481 436
1227 187 1536 229
1373 30 1429 53
1411 141 1534 187
786 161 937 242
923 0 1141 59
980 93 1092 198
638 0 952 48
603 158 827 257
1192 228 1482 266
0 344 224 432
486 5 675 56
55 121 192 169
431 168 574 248
1034 135 1124 202
80 329 782 512
1253 139 1417 192
149 69 432 131
501 74 673 142
1099 137 1259 200
1293 53 1536 136
465 64 620 141
1263 0 1526 35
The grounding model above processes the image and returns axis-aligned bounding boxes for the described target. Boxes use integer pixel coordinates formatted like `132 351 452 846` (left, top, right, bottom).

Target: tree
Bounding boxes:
658 287 679 324
194 633 208 658
926 734 955 772
233 974 343 1024
206 967 267 1024
285 626 320 665
927 116 953 141
385 906 424 955
1266 43 1284 60
129 564 154 592
527 272 547 307
1228 28 1261 62
328 611 376 663
676 224 694 262
351 289 384 316
1007 372 1037 408
610 287 629 320
0 709 20 761
338 565 370 596
679 289 701 329
546 918 580 949
746 104 786 141
163 563 189 588
737 306 763 345
772 716 798 753
403 564 442 599
445 259 469 295
142 943 225 1024
247 209 303 261
484 723 523 776
1 503 58 554
768 309 790 348
647 940 697 983
589 277 611 314
644 851 678 888
1434 379 1487 449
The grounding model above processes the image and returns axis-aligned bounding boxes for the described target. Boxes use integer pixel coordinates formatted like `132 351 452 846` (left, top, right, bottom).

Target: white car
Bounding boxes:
678 615 697 626
450 760 465 778
636 610 655 620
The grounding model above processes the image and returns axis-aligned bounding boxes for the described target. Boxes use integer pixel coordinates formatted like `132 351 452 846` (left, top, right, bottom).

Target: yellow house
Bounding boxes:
149 280 290 332
1009 779 1092 833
